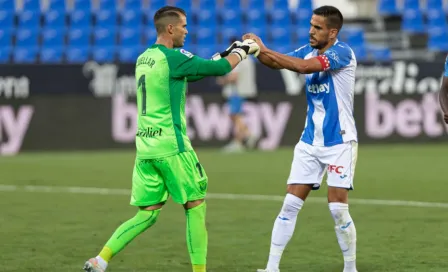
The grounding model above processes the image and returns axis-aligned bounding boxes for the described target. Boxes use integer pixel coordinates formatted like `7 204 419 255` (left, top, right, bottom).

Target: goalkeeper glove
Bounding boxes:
211 41 242 60
230 39 261 61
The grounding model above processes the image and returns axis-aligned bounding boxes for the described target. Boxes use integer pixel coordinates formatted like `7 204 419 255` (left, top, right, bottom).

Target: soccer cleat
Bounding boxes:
257 269 279 272
83 258 105 272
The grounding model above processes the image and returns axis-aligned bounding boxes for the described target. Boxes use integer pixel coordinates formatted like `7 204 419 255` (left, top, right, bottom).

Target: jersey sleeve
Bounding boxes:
168 49 231 78
445 55 448 77
315 44 352 71
285 45 310 59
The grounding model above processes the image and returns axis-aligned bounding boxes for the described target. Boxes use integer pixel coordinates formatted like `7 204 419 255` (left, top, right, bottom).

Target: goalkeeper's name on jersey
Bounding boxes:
137 56 156 67
136 127 163 138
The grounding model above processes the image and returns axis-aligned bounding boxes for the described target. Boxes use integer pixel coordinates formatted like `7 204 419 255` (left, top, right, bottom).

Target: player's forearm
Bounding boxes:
257 52 282 69
263 49 321 74
439 78 448 114
196 58 233 76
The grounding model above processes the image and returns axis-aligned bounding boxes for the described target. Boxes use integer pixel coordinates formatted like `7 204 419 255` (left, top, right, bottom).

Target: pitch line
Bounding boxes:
1 184 448 209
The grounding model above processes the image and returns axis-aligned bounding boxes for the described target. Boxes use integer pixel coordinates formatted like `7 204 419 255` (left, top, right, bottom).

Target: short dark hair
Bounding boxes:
153 6 186 34
313 6 343 31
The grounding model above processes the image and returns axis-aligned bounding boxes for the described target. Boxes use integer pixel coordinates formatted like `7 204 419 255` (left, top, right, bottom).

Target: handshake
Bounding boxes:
212 39 260 61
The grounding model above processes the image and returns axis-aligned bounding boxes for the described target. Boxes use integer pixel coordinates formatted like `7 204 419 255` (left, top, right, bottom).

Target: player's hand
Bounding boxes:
242 33 267 52
444 114 448 124
230 39 260 61
212 41 242 60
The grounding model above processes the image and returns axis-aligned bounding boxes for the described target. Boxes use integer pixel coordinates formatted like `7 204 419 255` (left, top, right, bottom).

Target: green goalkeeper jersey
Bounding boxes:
135 44 232 159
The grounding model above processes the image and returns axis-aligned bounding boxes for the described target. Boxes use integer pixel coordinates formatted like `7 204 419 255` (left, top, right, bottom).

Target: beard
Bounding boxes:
310 40 328 50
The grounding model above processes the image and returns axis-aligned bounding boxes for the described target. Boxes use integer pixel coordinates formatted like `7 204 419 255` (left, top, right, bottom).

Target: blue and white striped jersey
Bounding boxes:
287 40 358 147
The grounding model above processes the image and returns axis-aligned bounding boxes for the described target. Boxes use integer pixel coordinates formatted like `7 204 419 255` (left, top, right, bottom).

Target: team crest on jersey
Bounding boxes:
180 49 194 58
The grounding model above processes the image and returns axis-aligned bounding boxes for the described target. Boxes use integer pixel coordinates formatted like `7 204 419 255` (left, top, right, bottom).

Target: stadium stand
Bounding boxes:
1 0 447 63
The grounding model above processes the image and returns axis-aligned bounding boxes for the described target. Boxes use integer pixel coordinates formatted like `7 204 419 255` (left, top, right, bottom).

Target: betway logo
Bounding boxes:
307 83 330 94
111 94 293 150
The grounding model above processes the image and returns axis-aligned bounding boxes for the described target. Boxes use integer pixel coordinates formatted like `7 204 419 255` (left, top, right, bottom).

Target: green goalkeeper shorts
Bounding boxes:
130 150 208 206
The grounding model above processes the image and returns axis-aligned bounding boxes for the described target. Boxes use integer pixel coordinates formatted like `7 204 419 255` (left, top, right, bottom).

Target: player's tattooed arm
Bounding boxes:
439 77 448 124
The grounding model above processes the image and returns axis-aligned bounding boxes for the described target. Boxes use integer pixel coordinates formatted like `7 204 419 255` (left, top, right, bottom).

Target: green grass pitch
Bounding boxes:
0 144 447 271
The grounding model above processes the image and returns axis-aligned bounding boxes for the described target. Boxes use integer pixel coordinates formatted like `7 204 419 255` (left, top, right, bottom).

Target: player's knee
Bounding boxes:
279 194 304 219
135 208 162 227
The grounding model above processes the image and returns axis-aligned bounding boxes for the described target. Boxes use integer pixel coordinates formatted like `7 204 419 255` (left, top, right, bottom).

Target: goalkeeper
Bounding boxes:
83 6 260 272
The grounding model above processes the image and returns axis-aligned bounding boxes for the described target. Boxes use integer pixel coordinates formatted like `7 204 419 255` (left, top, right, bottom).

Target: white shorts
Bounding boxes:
287 141 358 190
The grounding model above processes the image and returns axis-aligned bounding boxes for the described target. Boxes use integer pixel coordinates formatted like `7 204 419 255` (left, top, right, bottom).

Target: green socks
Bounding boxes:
99 209 161 261
186 202 208 269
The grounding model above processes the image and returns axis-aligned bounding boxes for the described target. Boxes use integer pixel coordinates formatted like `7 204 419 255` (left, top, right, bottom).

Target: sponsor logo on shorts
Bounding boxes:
328 164 344 174
136 127 162 138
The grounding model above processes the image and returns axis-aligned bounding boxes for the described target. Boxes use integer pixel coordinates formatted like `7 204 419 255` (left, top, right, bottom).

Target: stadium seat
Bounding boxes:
94 27 116 46
96 9 117 27
196 26 217 45
193 0 215 11
48 0 66 11
144 24 157 44
221 26 239 44
0 29 13 46
220 9 242 26
175 0 192 13
243 25 267 42
70 9 91 27
426 0 444 11
295 7 313 27
295 27 309 45
0 46 11 63
42 27 65 47
73 0 92 11
194 44 217 58
119 27 141 45
68 27 91 46
298 0 313 10
427 9 447 28
270 8 291 25
13 46 38 63
22 0 41 11
377 0 400 16
16 28 39 47
270 0 289 9
351 45 367 61
196 9 217 26
402 9 425 33
118 45 142 62
98 0 117 9
0 0 15 11
148 0 166 10
242 0 265 11
245 8 267 29
120 9 142 27
18 10 41 28
403 0 420 11
428 27 448 51
270 25 292 44
92 46 116 63
40 46 64 63
340 27 366 47
123 0 143 9
222 0 240 9
44 10 66 28
0 11 14 29
66 46 90 63
368 45 392 61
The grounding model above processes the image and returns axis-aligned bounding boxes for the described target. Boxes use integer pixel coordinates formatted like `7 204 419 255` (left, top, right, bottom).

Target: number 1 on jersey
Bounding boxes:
138 75 147 115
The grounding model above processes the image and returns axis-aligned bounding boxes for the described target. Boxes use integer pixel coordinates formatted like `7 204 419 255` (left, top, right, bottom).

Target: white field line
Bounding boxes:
1 184 448 209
